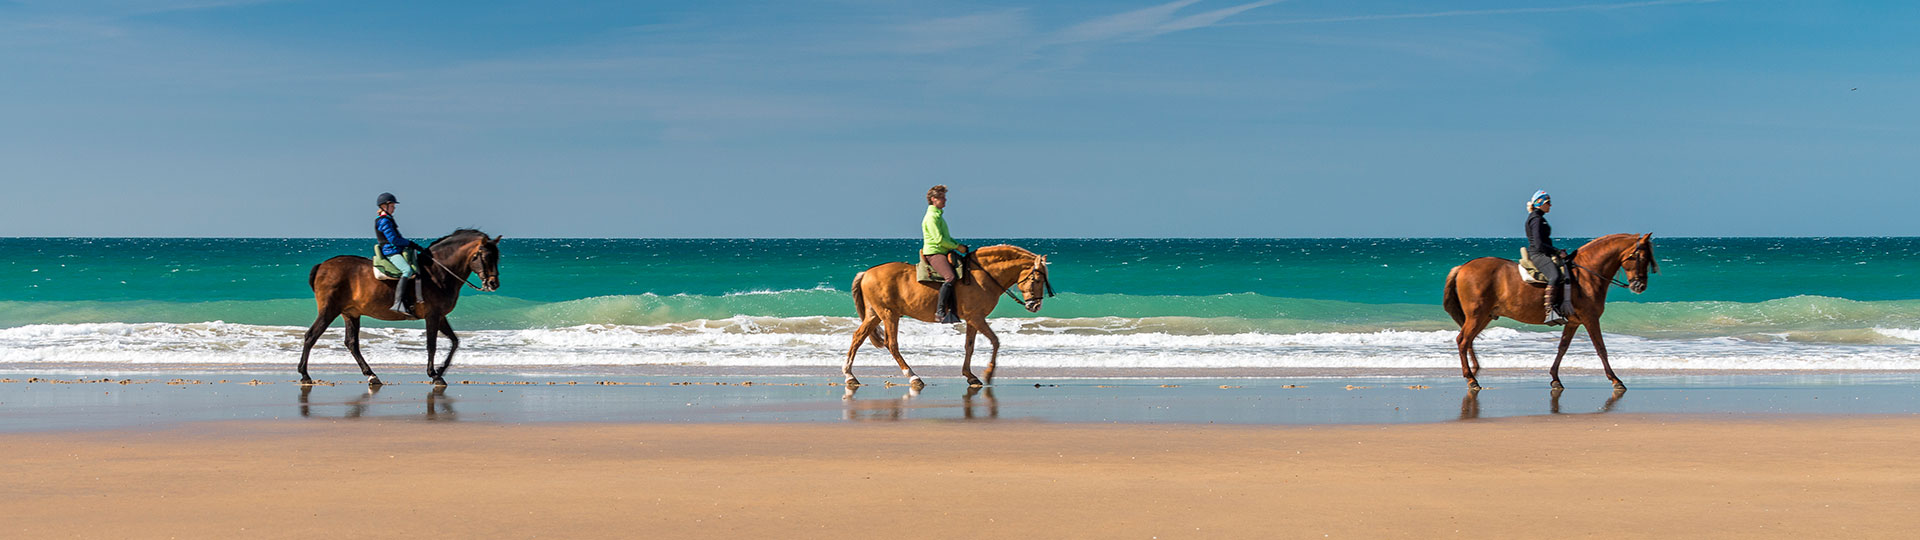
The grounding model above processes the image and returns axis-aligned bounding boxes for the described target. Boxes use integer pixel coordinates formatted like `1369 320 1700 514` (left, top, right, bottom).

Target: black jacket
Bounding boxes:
1526 211 1558 256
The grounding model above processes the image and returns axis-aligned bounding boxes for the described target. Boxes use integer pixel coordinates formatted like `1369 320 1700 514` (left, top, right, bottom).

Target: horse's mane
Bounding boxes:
1581 234 1643 253
431 229 488 248
970 244 1039 266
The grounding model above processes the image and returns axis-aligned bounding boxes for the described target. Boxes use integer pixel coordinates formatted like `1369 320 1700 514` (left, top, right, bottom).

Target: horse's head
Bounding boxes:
1015 255 1053 313
471 235 502 292
1619 233 1658 294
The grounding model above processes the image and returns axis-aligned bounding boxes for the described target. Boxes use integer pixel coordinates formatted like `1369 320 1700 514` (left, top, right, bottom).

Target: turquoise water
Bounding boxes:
3 237 1919 371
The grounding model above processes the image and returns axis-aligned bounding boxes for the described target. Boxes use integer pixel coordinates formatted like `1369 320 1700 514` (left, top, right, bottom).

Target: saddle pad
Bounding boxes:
1517 248 1548 285
915 253 964 284
372 248 402 281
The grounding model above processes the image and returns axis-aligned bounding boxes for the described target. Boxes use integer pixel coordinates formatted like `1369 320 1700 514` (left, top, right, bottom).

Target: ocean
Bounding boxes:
3 237 1919 374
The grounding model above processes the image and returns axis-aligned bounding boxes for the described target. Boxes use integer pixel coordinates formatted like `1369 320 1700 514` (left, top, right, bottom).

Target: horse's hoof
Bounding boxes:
908 376 925 388
1612 382 1627 391
432 378 448 387
299 378 315 386
1468 382 1482 391
366 377 383 387
845 378 862 387
1550 380 1564 390
966 378 983 388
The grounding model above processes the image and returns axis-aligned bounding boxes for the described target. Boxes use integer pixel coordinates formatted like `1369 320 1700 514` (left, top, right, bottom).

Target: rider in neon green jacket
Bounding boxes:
921 185 968 323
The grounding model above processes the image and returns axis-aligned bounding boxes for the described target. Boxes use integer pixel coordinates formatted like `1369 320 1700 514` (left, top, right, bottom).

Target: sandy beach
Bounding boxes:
5 413 1917 539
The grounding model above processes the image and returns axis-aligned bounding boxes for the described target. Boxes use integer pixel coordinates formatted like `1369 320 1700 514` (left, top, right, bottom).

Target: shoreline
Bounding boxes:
6 370 1918 433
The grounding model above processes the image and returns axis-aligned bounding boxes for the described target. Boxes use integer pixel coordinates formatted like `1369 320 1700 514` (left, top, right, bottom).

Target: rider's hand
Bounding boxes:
958 244 970 253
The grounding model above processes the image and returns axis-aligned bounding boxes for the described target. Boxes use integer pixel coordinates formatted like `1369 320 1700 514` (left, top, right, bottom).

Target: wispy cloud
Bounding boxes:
1224 0 1722 26
1051 0 1281 44
892 9 1032 53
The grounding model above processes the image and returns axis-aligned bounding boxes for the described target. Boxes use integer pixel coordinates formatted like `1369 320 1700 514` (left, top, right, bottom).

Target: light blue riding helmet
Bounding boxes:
1529 190 1551 210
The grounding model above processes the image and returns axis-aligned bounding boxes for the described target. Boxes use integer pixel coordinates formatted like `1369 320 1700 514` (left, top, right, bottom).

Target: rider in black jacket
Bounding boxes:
1526 190 1567 325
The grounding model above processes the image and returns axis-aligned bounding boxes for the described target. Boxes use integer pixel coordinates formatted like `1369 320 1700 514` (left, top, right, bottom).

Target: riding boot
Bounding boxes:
391 275 415 318
936 281 960 324
1542 281 1566 326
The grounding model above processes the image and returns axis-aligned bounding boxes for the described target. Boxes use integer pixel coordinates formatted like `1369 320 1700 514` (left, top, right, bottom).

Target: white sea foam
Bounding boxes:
4 318 1920 372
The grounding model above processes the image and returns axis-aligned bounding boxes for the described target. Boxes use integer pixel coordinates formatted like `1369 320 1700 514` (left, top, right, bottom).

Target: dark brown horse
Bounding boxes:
846 245 1053 387
298 229 501 386
1443 233 1659 390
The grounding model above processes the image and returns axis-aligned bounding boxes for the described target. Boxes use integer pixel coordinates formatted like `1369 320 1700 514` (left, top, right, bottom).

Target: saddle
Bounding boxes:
915 252 966 284
371 247 412 281
1518 248 1577 286
1516 248 1548 285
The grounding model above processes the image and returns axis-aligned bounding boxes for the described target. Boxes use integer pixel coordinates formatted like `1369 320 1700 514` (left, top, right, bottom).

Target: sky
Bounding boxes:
2 0 1916 238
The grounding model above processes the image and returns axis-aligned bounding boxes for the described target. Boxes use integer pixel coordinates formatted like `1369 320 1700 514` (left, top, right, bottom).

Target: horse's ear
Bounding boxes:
492 235 504 244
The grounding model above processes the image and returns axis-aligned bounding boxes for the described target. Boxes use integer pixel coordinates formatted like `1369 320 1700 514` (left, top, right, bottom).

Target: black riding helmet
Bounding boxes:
376 192 399 206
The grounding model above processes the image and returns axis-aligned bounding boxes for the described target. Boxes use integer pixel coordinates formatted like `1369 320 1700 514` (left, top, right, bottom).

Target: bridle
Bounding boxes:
1566 242 1656 292
427 245 497 292
966 253 1055 308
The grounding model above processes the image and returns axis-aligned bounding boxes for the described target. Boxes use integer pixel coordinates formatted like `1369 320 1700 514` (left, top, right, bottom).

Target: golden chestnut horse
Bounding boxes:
1443 233 1659 390
846 245 1053 387
298 229 501 387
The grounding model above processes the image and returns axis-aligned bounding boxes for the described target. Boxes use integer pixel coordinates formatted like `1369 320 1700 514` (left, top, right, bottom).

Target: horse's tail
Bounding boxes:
308 263 322 291
852 271 886 348
1443 265 1466 327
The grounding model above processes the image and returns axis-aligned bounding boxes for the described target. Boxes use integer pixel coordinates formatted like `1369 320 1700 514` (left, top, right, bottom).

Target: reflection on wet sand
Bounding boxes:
297 385 457 421
840 384 998 421
1551 387 1627 416
1458 387 1628 420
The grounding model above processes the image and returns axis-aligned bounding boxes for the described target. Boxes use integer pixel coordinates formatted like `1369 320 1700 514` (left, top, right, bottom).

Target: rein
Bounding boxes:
962 252 1050 306
1566 259 1632 290
425 251 489 292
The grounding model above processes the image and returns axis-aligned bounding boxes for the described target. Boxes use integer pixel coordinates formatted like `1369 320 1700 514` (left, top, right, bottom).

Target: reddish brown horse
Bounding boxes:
1443 233 1659 390
846 245 1053 387
298 229 501 387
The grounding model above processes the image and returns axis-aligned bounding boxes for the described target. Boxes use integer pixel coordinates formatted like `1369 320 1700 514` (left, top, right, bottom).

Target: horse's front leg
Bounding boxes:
435 316 459 386
1586 321 1625 390
1548 324 1580 390
424 317 442 385
961 323 982 387
974 322 1002 385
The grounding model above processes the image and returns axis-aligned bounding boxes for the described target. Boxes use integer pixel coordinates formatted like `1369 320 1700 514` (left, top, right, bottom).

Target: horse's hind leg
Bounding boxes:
1547 324 1580 389
844 316 882 386
298 312 336 385
882 313 922 387
1454 318 1486 390
1586 321 1625 390
343 316 381 386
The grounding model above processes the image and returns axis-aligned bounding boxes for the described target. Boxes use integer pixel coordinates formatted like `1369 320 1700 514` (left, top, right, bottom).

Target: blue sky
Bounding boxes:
2 0 1915 238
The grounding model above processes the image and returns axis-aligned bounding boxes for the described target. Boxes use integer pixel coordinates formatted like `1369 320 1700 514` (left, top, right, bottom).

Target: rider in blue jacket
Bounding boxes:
376 193 427 317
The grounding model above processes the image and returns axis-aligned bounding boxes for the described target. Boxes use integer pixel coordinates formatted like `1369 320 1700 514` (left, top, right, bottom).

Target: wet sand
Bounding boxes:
5 415 1918 538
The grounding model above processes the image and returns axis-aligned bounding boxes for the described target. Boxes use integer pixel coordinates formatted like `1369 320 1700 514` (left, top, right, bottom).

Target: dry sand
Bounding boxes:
5 415 1918 539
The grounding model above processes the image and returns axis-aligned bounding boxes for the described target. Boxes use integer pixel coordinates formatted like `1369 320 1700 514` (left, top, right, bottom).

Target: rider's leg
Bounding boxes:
926 254 960 323
387 254 416 316
1531 252 1566 324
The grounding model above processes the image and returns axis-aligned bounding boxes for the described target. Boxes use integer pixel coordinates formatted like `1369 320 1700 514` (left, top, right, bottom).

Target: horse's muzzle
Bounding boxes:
1024 299 1042 313
1629 279 1647 294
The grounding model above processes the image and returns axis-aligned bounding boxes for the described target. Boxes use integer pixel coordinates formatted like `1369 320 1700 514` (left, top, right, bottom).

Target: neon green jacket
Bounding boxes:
921 205 961 255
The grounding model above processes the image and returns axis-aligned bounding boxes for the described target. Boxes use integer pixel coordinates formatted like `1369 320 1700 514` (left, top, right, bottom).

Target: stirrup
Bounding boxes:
936 309 960 324
1543 308 1567 326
